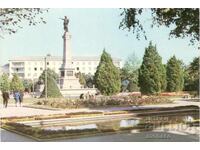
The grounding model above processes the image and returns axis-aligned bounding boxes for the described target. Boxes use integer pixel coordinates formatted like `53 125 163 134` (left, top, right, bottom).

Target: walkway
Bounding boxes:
1 128 199 142
0 99 199 118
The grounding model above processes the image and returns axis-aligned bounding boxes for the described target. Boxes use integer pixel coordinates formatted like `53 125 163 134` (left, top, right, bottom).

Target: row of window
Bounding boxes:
26 61 101 66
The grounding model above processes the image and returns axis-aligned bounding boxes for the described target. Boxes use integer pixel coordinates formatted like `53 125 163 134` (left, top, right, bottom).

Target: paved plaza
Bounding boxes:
0 99 199 118
1 128 199 142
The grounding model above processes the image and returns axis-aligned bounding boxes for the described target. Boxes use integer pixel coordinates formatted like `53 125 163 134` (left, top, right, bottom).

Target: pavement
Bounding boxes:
1 128 199 142
0 99 199 118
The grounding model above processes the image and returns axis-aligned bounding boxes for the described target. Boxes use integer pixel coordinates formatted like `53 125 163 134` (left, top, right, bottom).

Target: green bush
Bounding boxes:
40 77 62 98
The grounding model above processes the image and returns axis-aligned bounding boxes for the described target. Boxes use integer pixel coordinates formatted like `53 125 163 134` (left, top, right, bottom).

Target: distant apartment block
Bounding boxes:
8 55 122 79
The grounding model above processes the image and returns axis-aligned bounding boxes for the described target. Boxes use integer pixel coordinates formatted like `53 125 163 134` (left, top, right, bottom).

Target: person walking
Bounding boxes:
2 91 9 108
14 91 20 107
19 91 24 107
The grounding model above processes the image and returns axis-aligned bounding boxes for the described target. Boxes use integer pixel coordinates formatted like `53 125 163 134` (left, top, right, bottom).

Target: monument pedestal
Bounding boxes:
59 68 82 89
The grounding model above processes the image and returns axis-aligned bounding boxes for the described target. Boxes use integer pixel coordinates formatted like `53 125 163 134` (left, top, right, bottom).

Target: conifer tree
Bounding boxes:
94 49 121 95
39 69 62 98
138 42 166 95
166 56 184 92
40 76 62 98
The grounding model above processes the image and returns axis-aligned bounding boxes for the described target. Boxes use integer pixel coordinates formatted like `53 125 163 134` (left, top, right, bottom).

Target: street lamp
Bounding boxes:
44 57 47 100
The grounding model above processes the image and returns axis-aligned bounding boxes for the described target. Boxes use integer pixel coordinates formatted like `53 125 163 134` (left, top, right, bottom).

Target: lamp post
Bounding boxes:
44 57 47 100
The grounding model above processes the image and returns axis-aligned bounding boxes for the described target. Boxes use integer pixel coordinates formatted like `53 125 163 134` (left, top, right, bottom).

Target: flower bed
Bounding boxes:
35 96 172 109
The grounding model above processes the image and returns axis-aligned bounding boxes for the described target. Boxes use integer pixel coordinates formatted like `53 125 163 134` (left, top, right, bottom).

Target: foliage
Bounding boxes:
119 8 199 44
0 8 48 38
10 74 24 91
184 57 199 94
84 73 94 88
127 80 139 92
166 56 184 92
94 49 121 95
121 52 141 92
39 68 59 84
75 72 86 86
138 42 166 95
0 73 10 92
23 79 33 92
40 76 62 98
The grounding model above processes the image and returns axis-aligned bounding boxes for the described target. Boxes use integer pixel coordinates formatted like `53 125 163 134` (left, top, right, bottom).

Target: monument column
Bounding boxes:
59 16 81 90
62 32 72 68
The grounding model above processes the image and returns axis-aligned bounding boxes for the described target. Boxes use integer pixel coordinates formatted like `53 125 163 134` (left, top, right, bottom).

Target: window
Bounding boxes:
16 68 19 72
47 62 49 65
28 67 31 71
82 62 85 65
77 67 79 71
35 62 37 65
34 67 37 71
66 71 73 76
61 71 65 77
40 67 43 71
33 73 37 77
28 73 31 77
76 62 79 65
82 67 85 70
89 67 91 71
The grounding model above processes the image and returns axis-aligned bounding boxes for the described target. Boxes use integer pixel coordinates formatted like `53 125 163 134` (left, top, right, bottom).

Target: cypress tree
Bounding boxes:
138 42 166 95
166 56 184 92
94 49 121 95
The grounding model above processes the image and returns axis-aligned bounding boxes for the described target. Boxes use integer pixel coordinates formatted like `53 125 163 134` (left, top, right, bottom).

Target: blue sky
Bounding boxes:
0 8 198 66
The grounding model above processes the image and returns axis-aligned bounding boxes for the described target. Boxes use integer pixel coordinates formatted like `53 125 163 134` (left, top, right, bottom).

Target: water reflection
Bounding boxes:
43 119 140 131
23 112 199 133
120 119 140 127
44 124 97 131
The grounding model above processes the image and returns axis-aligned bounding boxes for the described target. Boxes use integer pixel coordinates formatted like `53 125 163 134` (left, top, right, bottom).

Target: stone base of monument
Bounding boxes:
60 88 97 98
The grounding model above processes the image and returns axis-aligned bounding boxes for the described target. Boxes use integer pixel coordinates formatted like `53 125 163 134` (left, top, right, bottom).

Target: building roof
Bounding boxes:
9 56 122 62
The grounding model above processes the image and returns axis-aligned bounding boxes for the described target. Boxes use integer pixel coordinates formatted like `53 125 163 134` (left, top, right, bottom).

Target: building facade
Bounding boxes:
8 55 122 80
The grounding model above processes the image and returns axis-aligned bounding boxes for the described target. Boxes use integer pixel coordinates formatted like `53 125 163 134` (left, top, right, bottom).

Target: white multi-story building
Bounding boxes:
8 55 122 79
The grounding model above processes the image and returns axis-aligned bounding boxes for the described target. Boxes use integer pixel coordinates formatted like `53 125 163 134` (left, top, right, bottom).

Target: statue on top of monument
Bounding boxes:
60 16 69 32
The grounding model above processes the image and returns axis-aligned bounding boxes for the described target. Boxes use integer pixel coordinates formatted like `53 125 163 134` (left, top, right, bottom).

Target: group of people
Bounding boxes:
2 91 24 108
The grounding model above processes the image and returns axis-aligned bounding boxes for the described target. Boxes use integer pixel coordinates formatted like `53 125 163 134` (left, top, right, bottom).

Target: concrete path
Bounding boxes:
1 128 199 142
93 100 200 112
0 99 199 118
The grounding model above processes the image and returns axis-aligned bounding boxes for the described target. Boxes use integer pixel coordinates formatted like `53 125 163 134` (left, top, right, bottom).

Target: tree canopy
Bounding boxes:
184 57 199 94
10 74 24 92
0 73 10 92
120 52 141 92
39 68 59 84
120 8 199 44
94 49 121 95
40 76 62 98
0 8 48 38
166 56 184 92
138 42 166 95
